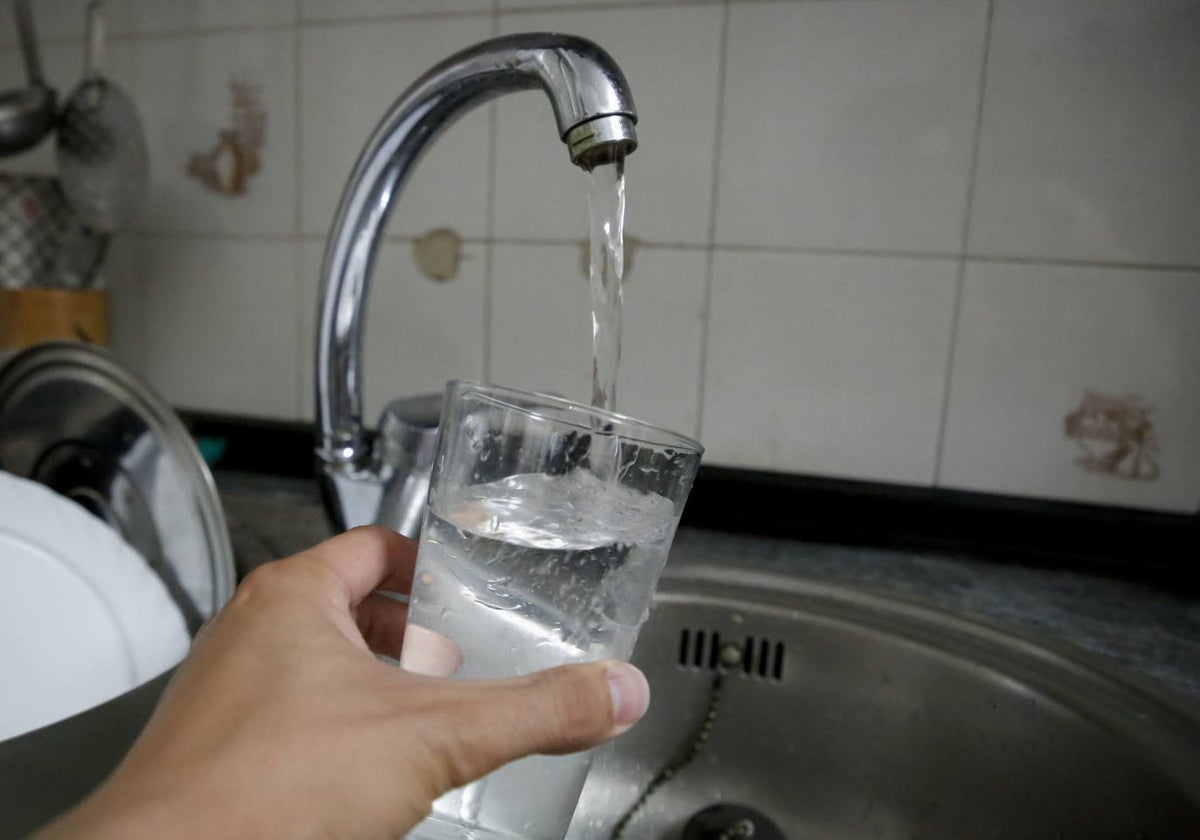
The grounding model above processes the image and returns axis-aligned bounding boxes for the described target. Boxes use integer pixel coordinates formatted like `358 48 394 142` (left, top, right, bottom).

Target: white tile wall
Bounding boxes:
490 242 706 437
716 0 988 253
130 28 296 235
703 250 958 485
940 262 1200 513
969 0 1200 265
43 0 1196 513
297 239 486 423
129 0 295 34
497 0 668 8
298 14 494 239
136 236 298 417
493 4 723 244
300 0 491 21
0 0 132 47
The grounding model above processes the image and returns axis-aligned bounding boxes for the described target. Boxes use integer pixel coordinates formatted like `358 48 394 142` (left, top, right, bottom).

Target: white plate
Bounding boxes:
0 471 190 742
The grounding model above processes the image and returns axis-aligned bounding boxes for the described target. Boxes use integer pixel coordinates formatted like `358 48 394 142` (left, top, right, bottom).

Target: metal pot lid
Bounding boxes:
0 342 234 633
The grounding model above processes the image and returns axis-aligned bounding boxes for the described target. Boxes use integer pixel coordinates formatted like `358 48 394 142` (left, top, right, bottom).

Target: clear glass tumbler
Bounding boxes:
400 381 703 840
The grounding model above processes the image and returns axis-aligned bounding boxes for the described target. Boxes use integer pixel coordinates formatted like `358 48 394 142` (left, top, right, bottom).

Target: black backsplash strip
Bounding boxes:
685 466 1199 586
181 411 1200 586
183 411 315 479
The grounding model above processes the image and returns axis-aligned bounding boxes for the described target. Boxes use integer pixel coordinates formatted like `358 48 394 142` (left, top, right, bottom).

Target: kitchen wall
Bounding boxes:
3 0 1198 513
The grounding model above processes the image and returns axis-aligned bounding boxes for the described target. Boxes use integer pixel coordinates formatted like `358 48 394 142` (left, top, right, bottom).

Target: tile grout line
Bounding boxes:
293 0 303 242
964 254 1200 274
932 0 996 488
707 242 958 261
130 231 300 242
295 239 309 422
109 22 299 41
14 5 492 49
121 230 1200 274
501 0 721 15
294 0 307 421
0 0 1028 50
482 1 501 385
97 10 488 43
694 0 732 442
0 1 842 49
124 11 147 379
0 0 791 51
301 7 504 30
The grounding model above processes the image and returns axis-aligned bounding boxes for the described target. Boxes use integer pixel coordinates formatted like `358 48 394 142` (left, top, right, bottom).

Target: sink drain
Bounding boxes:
678 628 786 681
610 641 745 840
681 804 786 840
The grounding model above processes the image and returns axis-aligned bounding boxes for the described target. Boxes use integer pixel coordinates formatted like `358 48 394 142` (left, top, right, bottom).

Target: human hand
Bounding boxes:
34 527 650 840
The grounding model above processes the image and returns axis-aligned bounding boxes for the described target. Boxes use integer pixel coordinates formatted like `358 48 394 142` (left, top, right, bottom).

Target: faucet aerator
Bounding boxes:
566 114 638 170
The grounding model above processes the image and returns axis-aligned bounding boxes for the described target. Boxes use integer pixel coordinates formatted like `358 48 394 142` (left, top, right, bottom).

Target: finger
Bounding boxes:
439 661 650 787
306 526 417 606
354 592 411 660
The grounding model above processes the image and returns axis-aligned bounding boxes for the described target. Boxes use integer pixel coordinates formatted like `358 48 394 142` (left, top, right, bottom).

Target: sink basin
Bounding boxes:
3 565 1197 838
569 566 1200 839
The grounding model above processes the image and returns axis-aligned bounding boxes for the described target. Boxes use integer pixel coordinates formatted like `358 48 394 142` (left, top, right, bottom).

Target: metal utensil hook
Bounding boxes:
84 0 106 83
0 0 57 154
14 0 46 86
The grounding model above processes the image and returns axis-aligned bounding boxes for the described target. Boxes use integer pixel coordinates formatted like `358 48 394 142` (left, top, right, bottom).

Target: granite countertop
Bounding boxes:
215 470 1200 702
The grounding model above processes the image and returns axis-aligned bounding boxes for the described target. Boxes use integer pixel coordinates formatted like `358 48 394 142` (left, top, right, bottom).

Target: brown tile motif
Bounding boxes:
1064 391 1159 481
186 79 266 197
412 228 461 281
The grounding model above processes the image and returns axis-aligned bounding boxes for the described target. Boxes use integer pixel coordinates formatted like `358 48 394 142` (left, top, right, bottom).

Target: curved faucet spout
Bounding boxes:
315 33 638 531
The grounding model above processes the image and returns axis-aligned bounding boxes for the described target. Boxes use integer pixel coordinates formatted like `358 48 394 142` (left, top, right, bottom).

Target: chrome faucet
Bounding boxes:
315 33 638 535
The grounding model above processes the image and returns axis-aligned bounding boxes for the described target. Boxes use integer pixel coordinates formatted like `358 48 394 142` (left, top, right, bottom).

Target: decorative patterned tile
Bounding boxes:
703 250 958 484
299 15 494 239
137 237 298 418
493 4 724 245
490 242 706 437
969 0 1200 265
940 261 1200 513
130 28 296 235
297 237 486 423
716 0 988 253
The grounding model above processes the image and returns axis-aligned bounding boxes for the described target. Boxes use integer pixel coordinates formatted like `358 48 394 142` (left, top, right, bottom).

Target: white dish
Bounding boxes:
0 471 190 742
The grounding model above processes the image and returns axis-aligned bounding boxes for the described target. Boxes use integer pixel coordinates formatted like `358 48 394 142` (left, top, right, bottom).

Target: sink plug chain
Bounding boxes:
608 642 743 840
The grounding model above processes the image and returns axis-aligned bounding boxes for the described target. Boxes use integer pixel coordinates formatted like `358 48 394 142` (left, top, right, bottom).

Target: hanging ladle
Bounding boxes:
0 0 57 155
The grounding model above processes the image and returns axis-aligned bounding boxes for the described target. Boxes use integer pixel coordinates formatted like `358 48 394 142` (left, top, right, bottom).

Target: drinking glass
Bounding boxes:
400 381 703 840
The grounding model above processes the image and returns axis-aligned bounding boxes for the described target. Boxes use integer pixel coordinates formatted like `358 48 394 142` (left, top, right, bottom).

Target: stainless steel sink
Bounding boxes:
569 566 1200 839
3 565 1197 838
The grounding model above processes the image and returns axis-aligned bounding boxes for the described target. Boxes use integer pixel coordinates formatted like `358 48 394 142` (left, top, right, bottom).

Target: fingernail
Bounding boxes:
606 662 650 734
398 625 462 678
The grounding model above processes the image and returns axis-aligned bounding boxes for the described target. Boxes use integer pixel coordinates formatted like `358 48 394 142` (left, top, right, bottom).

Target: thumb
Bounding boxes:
441 660 650 785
